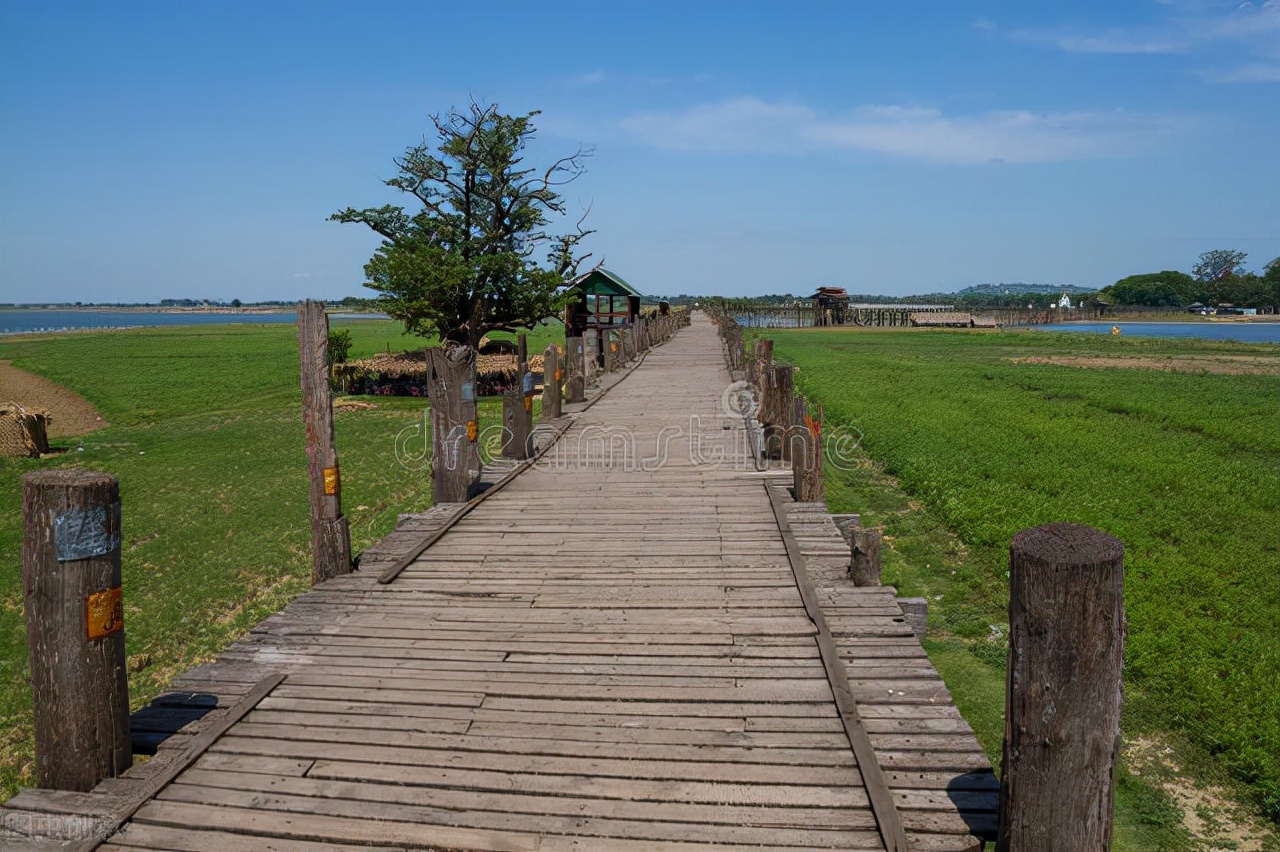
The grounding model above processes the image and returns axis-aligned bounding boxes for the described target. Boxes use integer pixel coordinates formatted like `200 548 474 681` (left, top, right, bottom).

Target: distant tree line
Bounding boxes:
1100 250 1279 310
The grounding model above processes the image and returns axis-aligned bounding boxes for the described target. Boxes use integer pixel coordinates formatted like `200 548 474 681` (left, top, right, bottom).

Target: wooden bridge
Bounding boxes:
4 314 997 851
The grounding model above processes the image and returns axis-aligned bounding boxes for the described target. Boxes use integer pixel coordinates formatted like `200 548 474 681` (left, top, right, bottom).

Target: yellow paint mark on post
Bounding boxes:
323 466 339 495
524 396 533 412
467 420 478 442
86 587 123 640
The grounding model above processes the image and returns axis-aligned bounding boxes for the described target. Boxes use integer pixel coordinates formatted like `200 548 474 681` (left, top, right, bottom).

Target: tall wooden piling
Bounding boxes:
565 337 586 403
297 300 352 583
793 396 824 501
849 528 882 586
22 469 131 791
503 334 533 459
542 344 562 420
427 345 481 503
766 364 793 459
503 388 532 459
791 397 823 501
752 339 774 399
998 523 1125 851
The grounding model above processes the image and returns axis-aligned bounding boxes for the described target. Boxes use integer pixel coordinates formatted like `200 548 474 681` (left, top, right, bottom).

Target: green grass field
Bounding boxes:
763 326 1279 839
0 317 460 799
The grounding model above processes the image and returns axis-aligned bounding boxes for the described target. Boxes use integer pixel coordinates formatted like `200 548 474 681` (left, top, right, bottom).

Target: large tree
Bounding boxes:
331 103 593 347
1192 249 1247 283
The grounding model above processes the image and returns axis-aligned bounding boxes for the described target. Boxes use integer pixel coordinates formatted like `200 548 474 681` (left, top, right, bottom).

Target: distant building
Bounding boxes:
810 287 849 325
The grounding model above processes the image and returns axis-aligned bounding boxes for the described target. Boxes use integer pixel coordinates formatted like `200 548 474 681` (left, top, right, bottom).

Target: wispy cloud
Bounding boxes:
620 98 1174 164
1199 62 1280 82
981 0 1280 81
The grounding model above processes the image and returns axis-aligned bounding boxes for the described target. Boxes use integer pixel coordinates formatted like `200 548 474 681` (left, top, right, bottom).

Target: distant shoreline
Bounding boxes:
2 306 296 314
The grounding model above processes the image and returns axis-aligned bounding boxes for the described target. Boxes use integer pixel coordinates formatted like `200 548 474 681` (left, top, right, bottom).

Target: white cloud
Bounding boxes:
990 0 1280 78
620 98 1173 164
1052 32 1183 54
1199 62 1280 82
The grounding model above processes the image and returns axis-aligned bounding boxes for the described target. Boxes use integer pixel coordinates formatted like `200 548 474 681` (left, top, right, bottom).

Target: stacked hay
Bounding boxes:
333 351 546 397
0 402 51 457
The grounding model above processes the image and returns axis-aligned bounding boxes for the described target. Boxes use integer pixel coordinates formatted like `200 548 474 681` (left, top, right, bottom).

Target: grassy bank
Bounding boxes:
0 318 447 800
764 326 1279 839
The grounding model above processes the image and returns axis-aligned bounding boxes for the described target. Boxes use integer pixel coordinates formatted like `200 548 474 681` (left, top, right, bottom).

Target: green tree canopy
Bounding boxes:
331 103 593 347
1101 271 1198 307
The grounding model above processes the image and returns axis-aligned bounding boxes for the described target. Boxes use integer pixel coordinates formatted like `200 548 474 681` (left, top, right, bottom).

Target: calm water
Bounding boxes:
0 310 386 335
1037 322 1280 344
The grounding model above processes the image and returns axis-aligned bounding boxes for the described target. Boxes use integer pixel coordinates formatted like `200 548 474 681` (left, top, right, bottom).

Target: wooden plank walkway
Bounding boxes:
2 314 995 851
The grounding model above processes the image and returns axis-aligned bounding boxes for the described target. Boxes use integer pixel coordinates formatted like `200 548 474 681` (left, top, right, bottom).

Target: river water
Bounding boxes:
0 310 387 335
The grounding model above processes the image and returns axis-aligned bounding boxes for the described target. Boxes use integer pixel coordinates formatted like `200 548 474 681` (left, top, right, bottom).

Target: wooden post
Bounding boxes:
297 300 352 583
22 469 131 790
791 397 809 500
896 597 928 636
565 337 585 403
603 332 616 372
849 528 882 586
541 344 562 420
998 523 1125 852
770 364 794 460
427 345 480 503
791 397 823 501
753 339 774 399
502 388 531 459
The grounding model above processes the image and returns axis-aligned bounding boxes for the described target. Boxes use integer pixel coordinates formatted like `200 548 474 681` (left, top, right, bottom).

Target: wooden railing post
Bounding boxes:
768 364 794 460
998 523 1125 851
502 388 531 459
541 344 562 420
791 397 823 501
752 339 773 399
565 337 586 403
849 528 882 586
22 469 131 790
297 300 352 583
605 331 618 372
501 332 533 457
427 345 480 502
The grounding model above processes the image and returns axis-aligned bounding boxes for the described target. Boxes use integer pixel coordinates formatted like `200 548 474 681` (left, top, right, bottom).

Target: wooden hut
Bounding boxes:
566 268 642 356
810 287 849 325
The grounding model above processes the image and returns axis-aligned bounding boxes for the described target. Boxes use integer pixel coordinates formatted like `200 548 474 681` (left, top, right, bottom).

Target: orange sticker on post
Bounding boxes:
466 420 478 441
323 466 339 495
524 396 533 412
86 587 123 640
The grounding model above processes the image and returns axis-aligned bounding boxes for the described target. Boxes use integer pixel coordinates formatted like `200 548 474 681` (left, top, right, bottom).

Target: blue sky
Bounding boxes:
1 0 1276 302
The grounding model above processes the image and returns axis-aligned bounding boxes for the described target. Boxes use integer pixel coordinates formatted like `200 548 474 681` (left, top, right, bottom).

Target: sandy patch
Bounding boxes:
0 360 107 437
1011 355 1278 376
1124 736 1276 849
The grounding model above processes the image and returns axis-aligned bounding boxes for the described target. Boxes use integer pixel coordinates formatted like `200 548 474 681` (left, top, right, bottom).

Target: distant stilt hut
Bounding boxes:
810 287 849 326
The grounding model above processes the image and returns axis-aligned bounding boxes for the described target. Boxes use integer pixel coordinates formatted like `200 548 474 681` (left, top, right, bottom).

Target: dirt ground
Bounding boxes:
0 360 107 437
1011 354 1279 376
1124 737 1277 850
